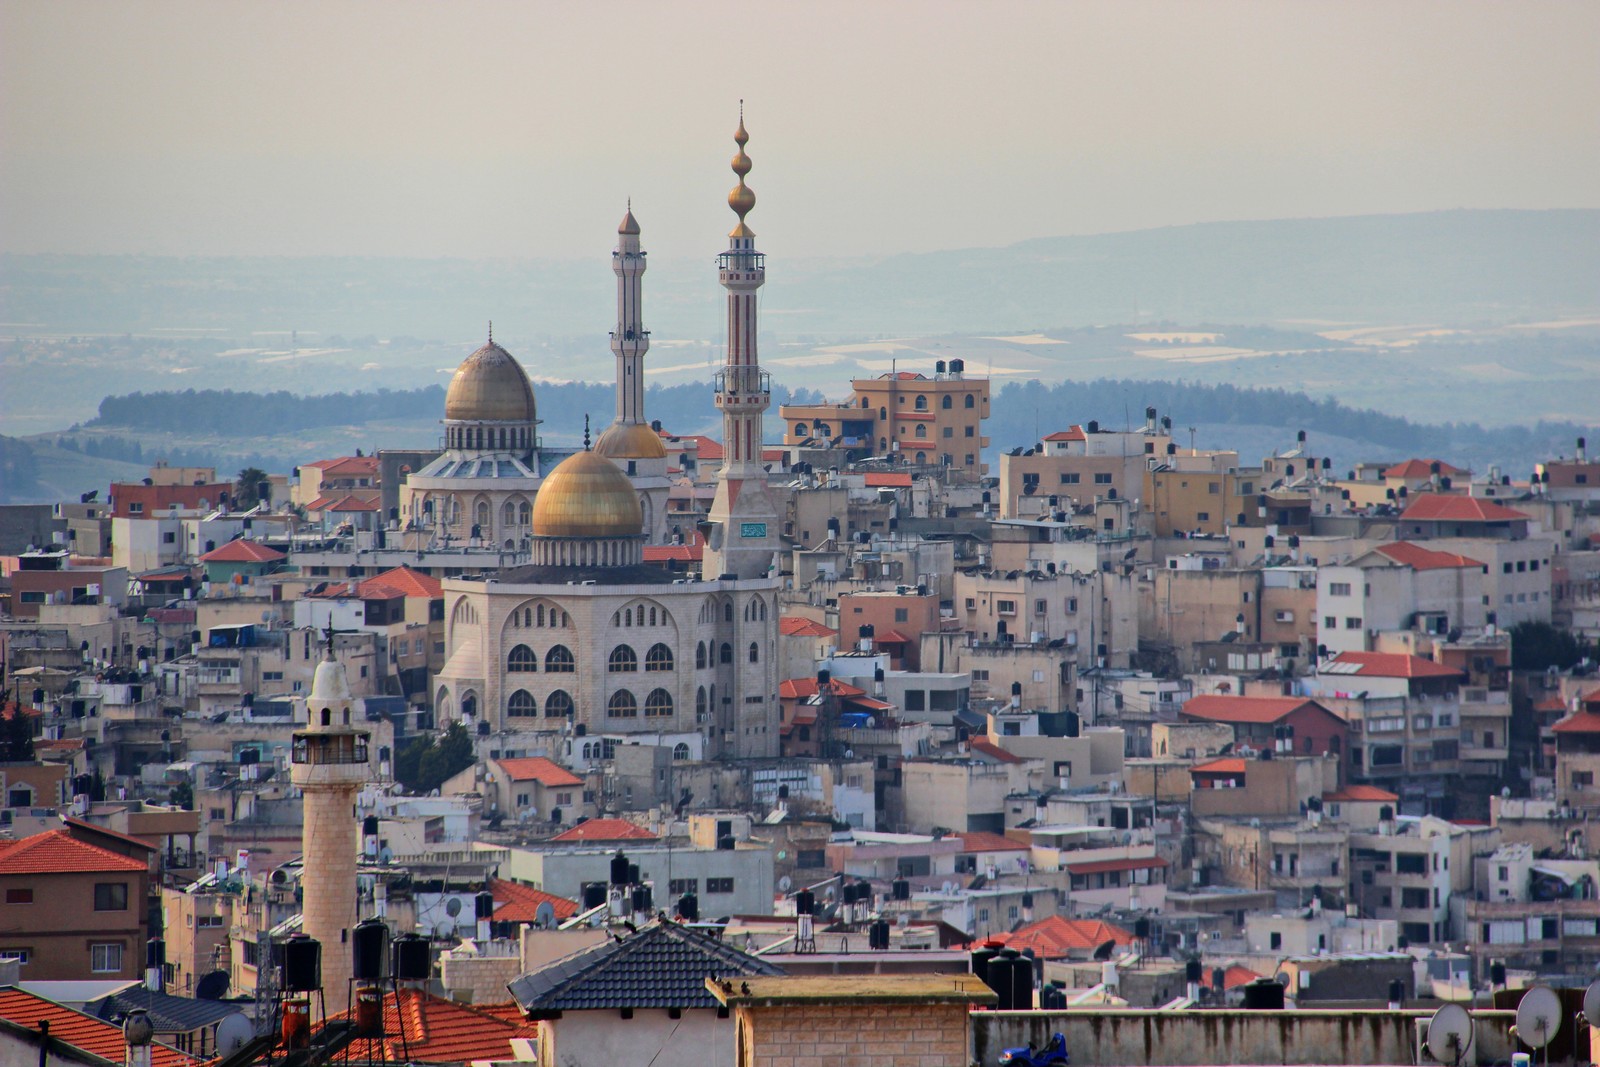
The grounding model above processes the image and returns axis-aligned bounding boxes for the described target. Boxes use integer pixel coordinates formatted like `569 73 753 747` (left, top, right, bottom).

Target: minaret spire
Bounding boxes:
609 202 647 423
704 105 779 581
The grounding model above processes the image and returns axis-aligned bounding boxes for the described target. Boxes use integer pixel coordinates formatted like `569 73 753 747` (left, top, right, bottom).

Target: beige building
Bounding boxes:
998 414 1171 518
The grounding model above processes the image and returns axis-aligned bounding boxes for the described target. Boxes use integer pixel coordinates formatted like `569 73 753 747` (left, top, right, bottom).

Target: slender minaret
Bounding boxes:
289 635 371 1015
704 104 780 580
611 203 648 426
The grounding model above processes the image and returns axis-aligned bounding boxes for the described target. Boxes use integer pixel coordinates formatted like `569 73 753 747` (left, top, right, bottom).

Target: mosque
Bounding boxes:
430 111 782 771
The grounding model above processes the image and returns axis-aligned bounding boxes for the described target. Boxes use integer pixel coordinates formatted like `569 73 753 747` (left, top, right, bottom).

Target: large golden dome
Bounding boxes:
445 340 537 424
532 449 643 538
593 421 667 460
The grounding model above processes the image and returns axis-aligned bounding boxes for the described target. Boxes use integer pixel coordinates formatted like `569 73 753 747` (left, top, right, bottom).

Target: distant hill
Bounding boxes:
3 210 1594 340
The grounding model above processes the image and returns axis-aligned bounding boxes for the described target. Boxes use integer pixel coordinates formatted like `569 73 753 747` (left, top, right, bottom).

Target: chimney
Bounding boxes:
1580 437 1589 462
123 1011 154 1067
144 938 164 993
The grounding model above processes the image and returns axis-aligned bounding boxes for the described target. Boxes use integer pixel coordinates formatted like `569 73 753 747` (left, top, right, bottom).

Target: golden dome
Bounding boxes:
532 449 643 538
728 104 756 233
593 421 667 460
445 340 537 424
619 203 640 235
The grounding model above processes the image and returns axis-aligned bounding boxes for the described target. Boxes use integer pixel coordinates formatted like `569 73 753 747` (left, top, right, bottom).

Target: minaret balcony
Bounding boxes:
291 732 370 767
717 250 764 271
713 368 771 401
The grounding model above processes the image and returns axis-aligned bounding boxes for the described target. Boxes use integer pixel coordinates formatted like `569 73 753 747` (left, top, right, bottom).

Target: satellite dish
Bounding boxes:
1585 980 1600 1025
193 970 230 1001
1426 1003 1473 1067
214 1014 253 1055
533 901 556 928
446 897 462 917
1275 972 1292 988
777 876 793 892
1515 985 1563 1050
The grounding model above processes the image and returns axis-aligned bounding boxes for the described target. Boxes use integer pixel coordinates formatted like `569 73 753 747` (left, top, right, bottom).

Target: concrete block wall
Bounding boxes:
742 1002 969 1067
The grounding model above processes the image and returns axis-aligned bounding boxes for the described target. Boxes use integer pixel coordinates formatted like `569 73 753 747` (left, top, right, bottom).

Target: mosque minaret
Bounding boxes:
703 105 781 581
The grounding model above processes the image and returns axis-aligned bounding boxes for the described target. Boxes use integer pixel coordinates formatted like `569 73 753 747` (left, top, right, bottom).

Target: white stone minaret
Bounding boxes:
612 204 648 426
704 104 780 580
289 637 371 1015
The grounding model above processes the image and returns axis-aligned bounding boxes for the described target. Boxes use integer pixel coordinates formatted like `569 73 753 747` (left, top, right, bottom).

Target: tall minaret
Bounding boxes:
611 203 648 426
288 636 371 1015
704 104 780 580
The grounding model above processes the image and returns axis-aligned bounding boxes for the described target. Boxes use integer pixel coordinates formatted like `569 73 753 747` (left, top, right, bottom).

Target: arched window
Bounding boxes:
719 642 733 665
880 437 888 451
507 644 536 672
795 423 807 435
582 742 596 759
624 607 633 627
941 395 953 409
696 641 707 669
507 690 536 717
476 501 490 528
518 500 531 525
545 689 573 718
321 708 331 726
523 608 532 627
915 451 927 464
545 645 575 672
914 424 927 438
537 604 546 626
644 688 673 717
673 743 690 760
608 645 638 672
645 643 674 672
914 395 928 411
879 407 887 420
502 501 515 525
649 607 657 625
965 394 975 409
748 642 760 663
696 686 708 720
607 691 638 718
724 602 733 622
861 397 871 408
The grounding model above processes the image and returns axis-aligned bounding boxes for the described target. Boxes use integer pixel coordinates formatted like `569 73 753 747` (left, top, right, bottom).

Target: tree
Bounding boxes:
395 722 476 794
0 708 35 762
1509 621 1592 672
235 467 270 510
168 780 194 810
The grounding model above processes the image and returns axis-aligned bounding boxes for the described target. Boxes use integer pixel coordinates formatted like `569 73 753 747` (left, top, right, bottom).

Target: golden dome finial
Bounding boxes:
619 198 640 235
728 101 756 235
487 320 493 344
583 414 592 451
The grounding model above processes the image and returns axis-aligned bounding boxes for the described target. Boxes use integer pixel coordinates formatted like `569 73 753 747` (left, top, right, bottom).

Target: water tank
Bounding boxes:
1242 977 1285 1010
1185 958 1203 984
971 944 998 985
718 836 736 851
1134 916 1151 941
631 885 653 913
582 883 607 909
391 933 430 982
870 919 891 950
1490 961 1507 986
281 934 321 993
146 937 165 970
475 890 494 921
610 852 630 886
1009 953 1034 1010
795 889 815 916
678 892 699 922
352 920 388 982
627 863 641 885
989 948 1021 1010
892 879 910 902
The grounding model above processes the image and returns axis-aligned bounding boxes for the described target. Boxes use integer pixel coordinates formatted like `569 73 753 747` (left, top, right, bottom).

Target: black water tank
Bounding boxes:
892 879 910 902
870 920 890 950
391 933 430 982
1213 968 1227 995
1490 961 1507 986
1242 977 1284 1010
718 836 736 851
989 948 1021 1010
146 938 165 969
610 852 630 886
1185 958 1203 984
971 944 998 986
795 889 815 916
1134 916 1150 941
282 934 321 993
631 885 653 913
679 892 699 922
1388 979 1405 1006
352 919 388 981
856 880 872 904
1010 953 1034 1010
475 890 494 921
582 883 607 909
362 815 379 837
627 863 641 885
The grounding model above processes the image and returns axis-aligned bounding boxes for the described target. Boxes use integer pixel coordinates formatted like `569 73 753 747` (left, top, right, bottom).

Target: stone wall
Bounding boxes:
742 1002 969 1067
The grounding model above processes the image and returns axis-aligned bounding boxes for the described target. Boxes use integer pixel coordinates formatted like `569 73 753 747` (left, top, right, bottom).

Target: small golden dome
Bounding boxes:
593 421 667 460
445 340 537 424
532 449 643 538
619 204 640 235
728 183 756 218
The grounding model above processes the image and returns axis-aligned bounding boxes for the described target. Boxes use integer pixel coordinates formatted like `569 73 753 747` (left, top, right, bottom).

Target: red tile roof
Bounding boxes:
198 539 284 563
494 757 583 787
952 831 1028 853
642 542 705 563
881 371 927 381
993 916 1133 958
1383 459 1465 479
1181 694 1319 725
1373 541 1485 571
1323 652 1464 680
488 877 579 922
666 434 723 461
779 677 867 700
1191 757 1247 775
304 455 380 475
1553 711 1600 735
1400 494 1529 523
1535 697 1570 713
331 989 538 1064
779 617 838 638
0 989 196 1067
969 738 1024 764
1210 964 1263 991
1044 428 1087 443
317 493 382 512
1324 785 1400 803
0 828 151 875
548 818 658 844
1064 856 1169 876
864 472 913 488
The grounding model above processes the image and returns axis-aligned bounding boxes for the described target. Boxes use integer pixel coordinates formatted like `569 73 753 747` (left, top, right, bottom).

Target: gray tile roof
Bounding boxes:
507 920 783 1014
93 988 249 1033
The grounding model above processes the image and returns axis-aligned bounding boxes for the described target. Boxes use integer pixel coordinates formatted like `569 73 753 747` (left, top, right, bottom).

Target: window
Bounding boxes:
1401 887 1430 910
1094 473 1113 485
965 426 975 437
696 642 707 669
545 690 573 718
4 889 33 904
1208 481 1220 494
608 691 638 718
645 644 674 672
941 395 953 409
1324 615 1337 629
1396 853 1428 875
1270 932 1282 950
669 878 698 896
895 608 909 623
644 689 674 718
507 644 537 672
914 395 928 411
673 743 690 760
94 883 128 911
1574 771 1594 788
1328 582 1352 596
609 645 638 672
965 395 975 409
91 943 124 973
996 599 1016 615
507 690 536 717
1195 512 1210 522
748 642 759 663
720 642 733 664
1345 617 1363 629
0 949 30 964
706 877 734 894
198 915 224 928
1060 473 1081 484
943 427 954 438
545 645 575 672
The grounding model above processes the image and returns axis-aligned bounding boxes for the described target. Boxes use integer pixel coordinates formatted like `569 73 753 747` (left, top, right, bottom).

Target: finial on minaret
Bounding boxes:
487 320 493 344
729 104 755 236
619 198 640 235
321 623 336 660
584 414 591 451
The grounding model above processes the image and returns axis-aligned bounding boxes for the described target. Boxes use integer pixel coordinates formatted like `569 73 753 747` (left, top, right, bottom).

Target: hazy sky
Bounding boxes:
3 1 1597 261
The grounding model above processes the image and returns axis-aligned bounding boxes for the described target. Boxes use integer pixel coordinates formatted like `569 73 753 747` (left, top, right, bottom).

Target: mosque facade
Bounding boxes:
430 113 783 771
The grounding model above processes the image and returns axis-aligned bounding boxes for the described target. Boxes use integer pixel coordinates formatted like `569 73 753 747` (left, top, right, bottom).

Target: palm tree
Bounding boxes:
235 466 269 509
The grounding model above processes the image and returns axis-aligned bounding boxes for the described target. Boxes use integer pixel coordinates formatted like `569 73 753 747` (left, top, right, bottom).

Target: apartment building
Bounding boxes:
997 413 1171 518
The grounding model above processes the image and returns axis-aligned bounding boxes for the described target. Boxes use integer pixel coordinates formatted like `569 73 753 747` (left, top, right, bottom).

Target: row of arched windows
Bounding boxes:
743 598 767 622
506 644 575 672
510 604 569 628
607 644 674 672
450 424 531 451
694 641 756 667
607 689 674 718
506 688 574 717
612 604 671 627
